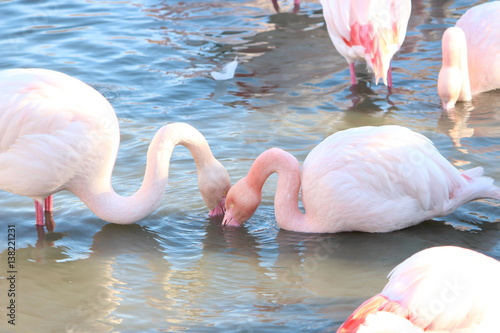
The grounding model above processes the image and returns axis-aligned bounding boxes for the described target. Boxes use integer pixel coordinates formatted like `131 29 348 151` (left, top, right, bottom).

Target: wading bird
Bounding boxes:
438 1 500 110
319 0 411 87
222 125 499 233
0 68 231 226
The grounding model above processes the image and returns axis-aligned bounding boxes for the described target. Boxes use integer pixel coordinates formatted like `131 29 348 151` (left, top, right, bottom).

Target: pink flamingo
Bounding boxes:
438 2 500 110
0 68 231 226
319 0 411 87
337 246 500 332
222 125 499 233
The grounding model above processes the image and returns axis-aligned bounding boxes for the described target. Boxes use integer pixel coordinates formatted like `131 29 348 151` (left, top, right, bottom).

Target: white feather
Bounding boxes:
210 56 238 81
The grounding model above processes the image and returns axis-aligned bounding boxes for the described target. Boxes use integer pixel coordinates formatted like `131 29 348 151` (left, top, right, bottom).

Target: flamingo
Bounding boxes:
319 0 411 87
222 125 499 233
0 68 231 226
337 246 500 332
438 2 500 110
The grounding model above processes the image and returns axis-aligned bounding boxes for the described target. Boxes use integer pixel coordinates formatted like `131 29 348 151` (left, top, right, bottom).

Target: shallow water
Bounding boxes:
0 0 499 332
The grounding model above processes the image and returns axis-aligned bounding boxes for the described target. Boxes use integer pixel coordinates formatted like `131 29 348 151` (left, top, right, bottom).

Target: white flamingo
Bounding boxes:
222 125 499 233
0 68 231 225
319 0 412 86
438 2 500 110
337 246 500 332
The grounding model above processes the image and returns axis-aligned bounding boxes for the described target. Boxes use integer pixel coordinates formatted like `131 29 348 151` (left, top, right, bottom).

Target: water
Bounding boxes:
0 0 499 332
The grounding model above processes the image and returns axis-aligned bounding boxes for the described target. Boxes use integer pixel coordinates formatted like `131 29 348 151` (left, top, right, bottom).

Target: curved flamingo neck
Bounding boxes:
249 148 307 232
439 27 472 109
74 123 222 224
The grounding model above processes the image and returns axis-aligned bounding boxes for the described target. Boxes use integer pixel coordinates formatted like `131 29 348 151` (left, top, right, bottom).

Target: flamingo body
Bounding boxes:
0 68 118 200
319 0 411 86
0 68 231 225
338 246 500 332
222 125 499 233
438 2 500 110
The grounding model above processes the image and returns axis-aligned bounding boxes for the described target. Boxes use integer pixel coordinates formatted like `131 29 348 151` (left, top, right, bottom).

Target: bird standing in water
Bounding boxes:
223 125 499 233
319 0 412 87
0 68 230 226
438 1 500 110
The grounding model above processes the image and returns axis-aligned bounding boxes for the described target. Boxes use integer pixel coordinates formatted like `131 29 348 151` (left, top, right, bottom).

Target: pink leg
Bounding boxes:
349 63 357 85
35 200 44 226
293 0 300 13
44 196 53 212
35 224 46 249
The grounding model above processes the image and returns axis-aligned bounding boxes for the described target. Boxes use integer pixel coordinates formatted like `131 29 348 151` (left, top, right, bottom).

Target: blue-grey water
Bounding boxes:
0 0 499 332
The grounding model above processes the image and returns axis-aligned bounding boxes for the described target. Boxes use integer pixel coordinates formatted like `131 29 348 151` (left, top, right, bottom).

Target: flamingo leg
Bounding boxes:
34 200 44 226
349 63 357 85
35 213 56 251
44 195 53 212
293 0 300 13
45 210 55 233
35 224 46 249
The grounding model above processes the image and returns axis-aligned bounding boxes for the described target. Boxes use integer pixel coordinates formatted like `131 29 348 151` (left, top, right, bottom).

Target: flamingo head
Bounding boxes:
222 177 262 227
198 160 231 217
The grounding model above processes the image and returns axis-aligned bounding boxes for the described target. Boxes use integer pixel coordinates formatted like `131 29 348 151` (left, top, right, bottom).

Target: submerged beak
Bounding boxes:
222 207 240 227
209 198 226 217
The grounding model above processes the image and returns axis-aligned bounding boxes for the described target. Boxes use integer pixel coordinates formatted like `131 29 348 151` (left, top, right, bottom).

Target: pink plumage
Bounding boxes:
0 68 230 225
438 2 500 110
337 246 500 332
222 125 499 233
319 0 411 86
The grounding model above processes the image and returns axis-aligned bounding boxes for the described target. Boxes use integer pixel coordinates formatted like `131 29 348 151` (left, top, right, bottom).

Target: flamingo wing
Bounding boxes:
301 126 475 232
0 69 118 199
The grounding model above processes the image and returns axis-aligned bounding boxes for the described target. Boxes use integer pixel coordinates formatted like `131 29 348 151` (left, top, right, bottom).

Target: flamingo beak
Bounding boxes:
209 198 226 217
222 207 241 227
